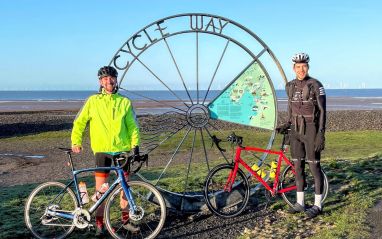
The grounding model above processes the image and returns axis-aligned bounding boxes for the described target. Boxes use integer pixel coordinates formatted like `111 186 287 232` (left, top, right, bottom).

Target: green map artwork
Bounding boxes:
208 62 276 130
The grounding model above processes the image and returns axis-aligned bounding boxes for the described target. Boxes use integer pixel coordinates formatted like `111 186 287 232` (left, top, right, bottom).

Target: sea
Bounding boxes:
0 89 381 112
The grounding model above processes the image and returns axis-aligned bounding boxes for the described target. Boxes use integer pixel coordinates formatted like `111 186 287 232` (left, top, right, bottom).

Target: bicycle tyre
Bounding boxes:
280 165 329 208
104 181 167 239
203 164 250 218
24 181 77 239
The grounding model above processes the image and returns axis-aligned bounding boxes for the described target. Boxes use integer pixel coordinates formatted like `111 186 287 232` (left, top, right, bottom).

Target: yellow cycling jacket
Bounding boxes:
71 91 140 153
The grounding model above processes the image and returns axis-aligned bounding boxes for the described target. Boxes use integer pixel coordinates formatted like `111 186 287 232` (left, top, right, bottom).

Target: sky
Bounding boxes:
0 0 381 90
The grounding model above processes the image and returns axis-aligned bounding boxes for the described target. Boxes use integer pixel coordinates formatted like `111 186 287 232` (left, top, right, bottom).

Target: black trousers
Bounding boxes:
290 123 324 194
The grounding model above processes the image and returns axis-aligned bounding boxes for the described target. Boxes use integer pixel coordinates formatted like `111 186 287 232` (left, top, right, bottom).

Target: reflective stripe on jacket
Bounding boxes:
71 91 140 153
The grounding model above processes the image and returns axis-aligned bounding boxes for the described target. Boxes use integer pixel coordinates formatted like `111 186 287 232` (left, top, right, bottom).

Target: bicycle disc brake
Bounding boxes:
129 206 144 221
73 208 91 229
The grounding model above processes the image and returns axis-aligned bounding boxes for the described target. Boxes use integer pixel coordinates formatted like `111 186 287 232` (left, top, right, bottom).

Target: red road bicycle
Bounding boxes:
203 132 329 218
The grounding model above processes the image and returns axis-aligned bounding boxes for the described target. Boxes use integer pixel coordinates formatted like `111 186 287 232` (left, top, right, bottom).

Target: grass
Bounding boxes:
253 154 382 239
1 130 382 238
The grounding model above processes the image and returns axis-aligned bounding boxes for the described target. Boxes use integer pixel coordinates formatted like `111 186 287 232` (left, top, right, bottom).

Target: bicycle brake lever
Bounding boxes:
211 135 226 152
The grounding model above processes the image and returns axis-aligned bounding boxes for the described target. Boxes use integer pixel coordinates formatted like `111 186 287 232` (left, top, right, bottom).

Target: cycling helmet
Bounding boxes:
98 66 118 79
292 53 310 64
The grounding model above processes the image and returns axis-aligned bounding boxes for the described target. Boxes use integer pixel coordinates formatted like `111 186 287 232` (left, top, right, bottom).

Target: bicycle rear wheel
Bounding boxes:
104 181 167 239
24 181 77 239
203 164 250 218
280 165 329 208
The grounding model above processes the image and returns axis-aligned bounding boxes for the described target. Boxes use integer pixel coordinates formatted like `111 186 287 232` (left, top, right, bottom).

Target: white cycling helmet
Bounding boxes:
292 53 310 64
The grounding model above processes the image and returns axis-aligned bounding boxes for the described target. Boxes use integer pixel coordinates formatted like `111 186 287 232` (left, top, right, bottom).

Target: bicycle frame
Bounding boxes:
228 145 296 196
46 153 138 221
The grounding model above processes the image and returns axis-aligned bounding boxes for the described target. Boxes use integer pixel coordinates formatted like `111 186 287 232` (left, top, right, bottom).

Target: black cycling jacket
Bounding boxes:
285 76 326 133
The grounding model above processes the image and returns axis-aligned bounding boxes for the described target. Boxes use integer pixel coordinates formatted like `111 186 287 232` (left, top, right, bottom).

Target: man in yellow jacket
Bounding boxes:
71 65 140 236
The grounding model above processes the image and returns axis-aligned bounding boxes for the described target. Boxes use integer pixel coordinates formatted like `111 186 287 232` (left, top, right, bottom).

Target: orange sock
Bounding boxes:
96 216 104 228
122 211 129 224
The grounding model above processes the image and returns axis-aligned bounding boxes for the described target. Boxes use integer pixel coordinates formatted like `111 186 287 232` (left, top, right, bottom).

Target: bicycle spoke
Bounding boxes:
119 87 188 113
206 48 267 105
154 126 192 185
199 129 211 172
144 122 188 154
202 39 230 105
105 182 166 239
196 32 199 104
125 52 190 107
25 182 76 239
204 164 250 218
207 121 225 135
182 129 197 199
163 37 194 104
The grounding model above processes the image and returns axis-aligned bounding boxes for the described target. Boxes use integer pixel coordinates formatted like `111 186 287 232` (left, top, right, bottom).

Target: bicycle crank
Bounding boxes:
73 208 91 229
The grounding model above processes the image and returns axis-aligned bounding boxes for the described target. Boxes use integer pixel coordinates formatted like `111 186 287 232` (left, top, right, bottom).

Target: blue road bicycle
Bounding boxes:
24 148 166 239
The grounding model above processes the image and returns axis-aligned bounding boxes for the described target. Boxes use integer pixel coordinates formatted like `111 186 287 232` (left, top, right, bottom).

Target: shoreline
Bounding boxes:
0 110 382 139
0 96 382 113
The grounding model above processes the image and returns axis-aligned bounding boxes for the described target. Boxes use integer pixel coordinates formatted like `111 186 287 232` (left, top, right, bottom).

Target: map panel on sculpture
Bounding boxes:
208 62 276 130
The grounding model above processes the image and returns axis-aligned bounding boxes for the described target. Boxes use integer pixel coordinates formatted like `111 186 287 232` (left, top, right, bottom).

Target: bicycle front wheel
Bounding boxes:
24 181 77 239
280 165 329 208
203 164 250 218
104 181 167 239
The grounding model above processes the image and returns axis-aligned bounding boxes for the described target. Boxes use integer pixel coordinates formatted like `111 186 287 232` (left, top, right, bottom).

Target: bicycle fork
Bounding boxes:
118 171 144 221
224 163 240 192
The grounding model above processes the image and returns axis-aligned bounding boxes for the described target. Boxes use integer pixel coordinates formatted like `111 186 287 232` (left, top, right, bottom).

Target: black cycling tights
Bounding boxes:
294 159 324 194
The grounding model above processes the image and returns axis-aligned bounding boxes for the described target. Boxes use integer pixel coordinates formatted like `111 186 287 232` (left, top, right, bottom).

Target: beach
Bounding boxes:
1 107 382 139
1 96 382 113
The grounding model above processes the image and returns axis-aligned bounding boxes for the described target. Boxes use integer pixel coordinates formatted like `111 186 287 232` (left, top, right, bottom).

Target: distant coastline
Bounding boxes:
1 89 382 100
0 89 382 113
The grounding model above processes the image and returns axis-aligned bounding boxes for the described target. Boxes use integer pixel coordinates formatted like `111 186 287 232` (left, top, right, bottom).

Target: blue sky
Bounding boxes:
0 0 381 90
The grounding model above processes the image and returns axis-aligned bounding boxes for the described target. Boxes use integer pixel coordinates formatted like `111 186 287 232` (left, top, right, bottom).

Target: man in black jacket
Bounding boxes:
277 53 326 218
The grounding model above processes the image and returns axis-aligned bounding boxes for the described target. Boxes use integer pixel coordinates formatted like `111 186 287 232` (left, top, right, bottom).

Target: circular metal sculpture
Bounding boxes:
108 13 287 212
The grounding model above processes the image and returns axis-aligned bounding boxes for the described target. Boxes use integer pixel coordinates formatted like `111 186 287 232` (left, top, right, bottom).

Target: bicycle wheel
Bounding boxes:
280 165 329 208
24 181 77 239
203 164 250 218
104 181 167 239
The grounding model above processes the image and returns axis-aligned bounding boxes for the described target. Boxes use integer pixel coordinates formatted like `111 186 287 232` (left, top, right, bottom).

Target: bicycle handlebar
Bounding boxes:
212 130 289 152
58 147 148 174
226 132 243 146
211 135 226 152
123 154 148 174
211 132 243 152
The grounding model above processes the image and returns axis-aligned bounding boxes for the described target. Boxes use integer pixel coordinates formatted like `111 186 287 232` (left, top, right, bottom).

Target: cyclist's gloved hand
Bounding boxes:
133 146 140 161
315 131 325 152
276 122 291 134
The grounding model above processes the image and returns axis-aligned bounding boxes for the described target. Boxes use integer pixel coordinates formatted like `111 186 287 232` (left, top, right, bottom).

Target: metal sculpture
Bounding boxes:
108 13 287 212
